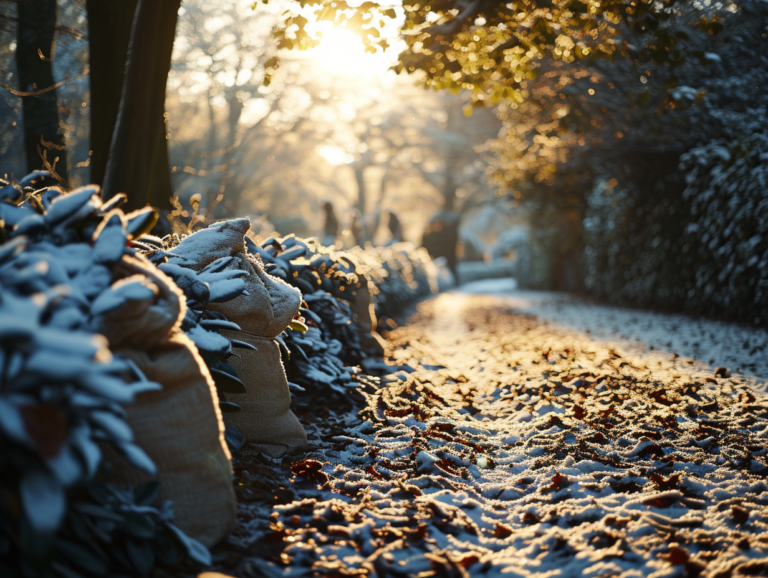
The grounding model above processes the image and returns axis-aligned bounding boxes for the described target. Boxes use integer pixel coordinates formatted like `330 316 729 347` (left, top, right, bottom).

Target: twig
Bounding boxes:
4 65 89 96
0 12 87 40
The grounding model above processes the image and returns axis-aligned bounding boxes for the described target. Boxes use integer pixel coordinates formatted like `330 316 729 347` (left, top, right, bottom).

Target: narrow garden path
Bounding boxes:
220 288 768 578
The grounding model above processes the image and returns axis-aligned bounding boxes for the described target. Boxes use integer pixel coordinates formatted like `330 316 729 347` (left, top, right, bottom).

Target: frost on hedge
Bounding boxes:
243 233 441 408
578 0 768 321
0 174 210 576
134 232 252 449
350 242 442 318
679 133 768 320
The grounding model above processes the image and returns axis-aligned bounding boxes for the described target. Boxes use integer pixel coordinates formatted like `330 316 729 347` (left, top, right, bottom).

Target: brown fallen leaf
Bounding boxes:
731 505 749 525
290 459 329 483
522 512 540 524
650 472 681 491
495 523 513 538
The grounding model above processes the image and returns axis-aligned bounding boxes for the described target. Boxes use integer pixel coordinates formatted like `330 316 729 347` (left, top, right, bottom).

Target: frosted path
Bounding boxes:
220 288 768 578
460 279 768 387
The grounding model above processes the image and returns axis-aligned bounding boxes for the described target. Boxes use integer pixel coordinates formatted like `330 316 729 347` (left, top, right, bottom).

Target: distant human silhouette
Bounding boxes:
387 210 403 243
422 209 460 280
322 201 338 246
350 210 364 246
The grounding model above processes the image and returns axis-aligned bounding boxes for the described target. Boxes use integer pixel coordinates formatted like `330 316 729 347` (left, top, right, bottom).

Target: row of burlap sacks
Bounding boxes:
102 219 321 548
0 175 351 554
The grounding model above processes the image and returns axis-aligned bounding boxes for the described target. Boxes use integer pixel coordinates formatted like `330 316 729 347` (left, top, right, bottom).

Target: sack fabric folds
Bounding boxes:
169 219 308 458
93 253 237 547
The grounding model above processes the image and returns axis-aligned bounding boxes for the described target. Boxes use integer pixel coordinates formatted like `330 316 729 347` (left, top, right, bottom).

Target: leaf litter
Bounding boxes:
212 292 768 578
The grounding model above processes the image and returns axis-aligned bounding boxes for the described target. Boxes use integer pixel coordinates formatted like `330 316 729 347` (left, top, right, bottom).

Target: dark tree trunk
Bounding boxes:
85 0 139 188
101 0 181 211
16 0 68 182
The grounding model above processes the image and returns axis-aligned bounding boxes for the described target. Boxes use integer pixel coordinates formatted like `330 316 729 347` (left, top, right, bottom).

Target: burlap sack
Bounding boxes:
209 252 302 338
168 218 251 266
206 253 307 456
93 254 236 547
93 256 183 350
169 219 308 456
219 331 307 457
350 273 385 356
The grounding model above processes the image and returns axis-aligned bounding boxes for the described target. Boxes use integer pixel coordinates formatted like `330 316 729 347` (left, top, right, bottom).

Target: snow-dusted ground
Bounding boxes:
461 278 768 388
218 284 768 578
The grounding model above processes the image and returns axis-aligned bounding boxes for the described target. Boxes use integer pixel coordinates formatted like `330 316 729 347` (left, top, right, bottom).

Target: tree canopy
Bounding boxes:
272 0 707 106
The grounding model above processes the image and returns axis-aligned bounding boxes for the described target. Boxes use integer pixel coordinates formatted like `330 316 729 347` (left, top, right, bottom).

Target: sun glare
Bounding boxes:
318 144 354 165
310 26 397 77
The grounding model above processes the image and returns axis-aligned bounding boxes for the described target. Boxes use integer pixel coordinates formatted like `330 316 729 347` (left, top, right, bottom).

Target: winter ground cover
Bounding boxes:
214 285 768 578
460 279 768 387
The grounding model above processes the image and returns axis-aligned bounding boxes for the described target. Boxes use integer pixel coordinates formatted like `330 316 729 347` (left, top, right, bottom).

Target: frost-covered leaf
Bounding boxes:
89 410 133 443
71 501 124 522
92 211 128 265
91 278 155 316
52 242 93 275
157 262 210 303
18 170 57 191
46 445 83 486
207 278 246 303
99 193 127 214
117 442 156 475
278 245 307 261
75 372 135 404
0 235 26 264
21 470 65 533
45 187 98 226
70 425 102 478
230 339 258 351
34 327 102 358
0 182 22 202
72 264 112 299
124 207 158 239
129 381 163 395
196 268 248 284
0 202 35 227
200 255 235 274
13 213 46 236
0 398 27 444
209 368 247 394
187 325 231 355
224 424 244 452
199 318 241 332
166 523 211 566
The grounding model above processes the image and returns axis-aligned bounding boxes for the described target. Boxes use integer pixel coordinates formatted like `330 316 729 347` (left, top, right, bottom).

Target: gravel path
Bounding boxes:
219 288 768 578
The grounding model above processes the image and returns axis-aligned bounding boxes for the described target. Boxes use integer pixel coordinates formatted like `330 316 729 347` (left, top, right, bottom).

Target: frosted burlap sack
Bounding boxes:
92 254 236 547
170 219 307 457
219 331 307 456
349 272 385 356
